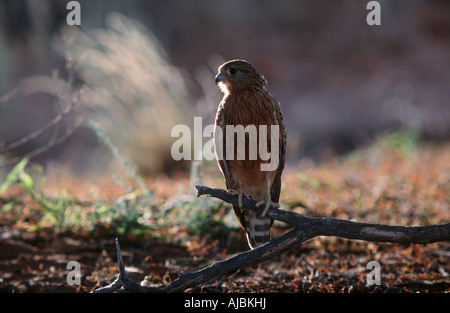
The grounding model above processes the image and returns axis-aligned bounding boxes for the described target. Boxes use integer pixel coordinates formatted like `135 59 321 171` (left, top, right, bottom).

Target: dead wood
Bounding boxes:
0 49 85 167
92 185 450 293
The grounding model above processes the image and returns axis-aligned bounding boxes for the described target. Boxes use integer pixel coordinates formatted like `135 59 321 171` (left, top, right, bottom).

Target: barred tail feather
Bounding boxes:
244 210 271 249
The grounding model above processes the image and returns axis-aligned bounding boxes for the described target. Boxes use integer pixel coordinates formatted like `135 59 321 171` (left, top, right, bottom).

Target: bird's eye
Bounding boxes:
228 68 237 75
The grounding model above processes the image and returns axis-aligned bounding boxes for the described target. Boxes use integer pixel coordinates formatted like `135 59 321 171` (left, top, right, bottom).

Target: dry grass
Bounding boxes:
283 139 450 227
59 13 193 174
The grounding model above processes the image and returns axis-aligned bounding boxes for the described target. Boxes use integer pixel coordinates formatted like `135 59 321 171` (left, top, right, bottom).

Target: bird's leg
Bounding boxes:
227 189 245 213
255 179 279 217
238 191 245 212
255 198 279 218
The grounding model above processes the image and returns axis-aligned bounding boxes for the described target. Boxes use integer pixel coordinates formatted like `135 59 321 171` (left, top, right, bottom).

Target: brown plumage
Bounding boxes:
213 59 287 249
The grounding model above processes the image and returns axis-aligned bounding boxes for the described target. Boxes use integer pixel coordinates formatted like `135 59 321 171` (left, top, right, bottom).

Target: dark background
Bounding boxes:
0 0 449 174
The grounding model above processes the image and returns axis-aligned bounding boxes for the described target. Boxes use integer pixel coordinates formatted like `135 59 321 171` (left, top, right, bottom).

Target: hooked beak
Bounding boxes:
215 74 225 85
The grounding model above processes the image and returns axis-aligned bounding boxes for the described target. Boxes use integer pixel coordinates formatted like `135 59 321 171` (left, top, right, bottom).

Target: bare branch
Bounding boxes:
0 87 19 105
195 185 450 244
0 85 86 166
2 86 86 153
92 238 164 293
0 42 86 167
92 185 449 293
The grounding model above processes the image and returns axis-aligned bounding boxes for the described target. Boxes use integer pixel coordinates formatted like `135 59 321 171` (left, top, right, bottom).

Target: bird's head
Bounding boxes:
215 59 267 94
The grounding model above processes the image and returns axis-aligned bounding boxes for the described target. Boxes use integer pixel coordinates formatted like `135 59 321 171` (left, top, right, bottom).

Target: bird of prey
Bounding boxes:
214 59 287 249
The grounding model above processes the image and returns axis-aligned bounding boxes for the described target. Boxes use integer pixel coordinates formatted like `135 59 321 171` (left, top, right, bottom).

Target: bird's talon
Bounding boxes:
255 200 279 217
229 189 245 212
238 191 244 211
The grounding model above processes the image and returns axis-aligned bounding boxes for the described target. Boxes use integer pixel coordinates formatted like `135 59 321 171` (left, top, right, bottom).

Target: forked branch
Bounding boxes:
0 48 86 167
92 185 450 293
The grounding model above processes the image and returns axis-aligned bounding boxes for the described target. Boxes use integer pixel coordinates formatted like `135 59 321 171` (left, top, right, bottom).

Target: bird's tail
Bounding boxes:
244 210 271 249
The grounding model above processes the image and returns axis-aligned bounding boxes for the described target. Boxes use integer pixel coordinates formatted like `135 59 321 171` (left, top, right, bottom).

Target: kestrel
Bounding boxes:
214 59 287 249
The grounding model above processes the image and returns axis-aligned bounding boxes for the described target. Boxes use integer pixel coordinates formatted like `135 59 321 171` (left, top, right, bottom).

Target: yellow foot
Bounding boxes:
255 199 280 217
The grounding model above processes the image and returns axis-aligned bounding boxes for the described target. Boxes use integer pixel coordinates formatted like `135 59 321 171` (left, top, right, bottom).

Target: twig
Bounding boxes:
92 238 164 293
1 86 86 153
92 185 449 293
0 85 86 166
0 87 19 105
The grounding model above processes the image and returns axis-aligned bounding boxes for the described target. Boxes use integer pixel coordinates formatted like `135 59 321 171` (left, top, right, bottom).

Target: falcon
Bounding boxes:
214 59 287 249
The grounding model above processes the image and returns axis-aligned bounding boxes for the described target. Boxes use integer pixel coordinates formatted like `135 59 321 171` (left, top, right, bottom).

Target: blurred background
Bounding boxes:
0 0 449 177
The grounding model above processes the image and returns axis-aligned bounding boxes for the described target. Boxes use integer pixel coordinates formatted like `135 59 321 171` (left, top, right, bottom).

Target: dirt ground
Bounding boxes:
0 143 449 293
0 227 448 293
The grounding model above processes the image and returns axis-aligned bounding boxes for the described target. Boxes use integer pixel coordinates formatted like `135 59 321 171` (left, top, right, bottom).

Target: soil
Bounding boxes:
1 229 448 293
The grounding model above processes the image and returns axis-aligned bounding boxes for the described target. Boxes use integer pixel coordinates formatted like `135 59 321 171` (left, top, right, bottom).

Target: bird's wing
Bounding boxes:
270 99 287 204
215 105 246 229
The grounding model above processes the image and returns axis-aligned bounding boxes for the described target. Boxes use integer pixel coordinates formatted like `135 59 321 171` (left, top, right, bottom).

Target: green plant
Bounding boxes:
0 158 157 236
375 129 421 155
1 158 74 229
